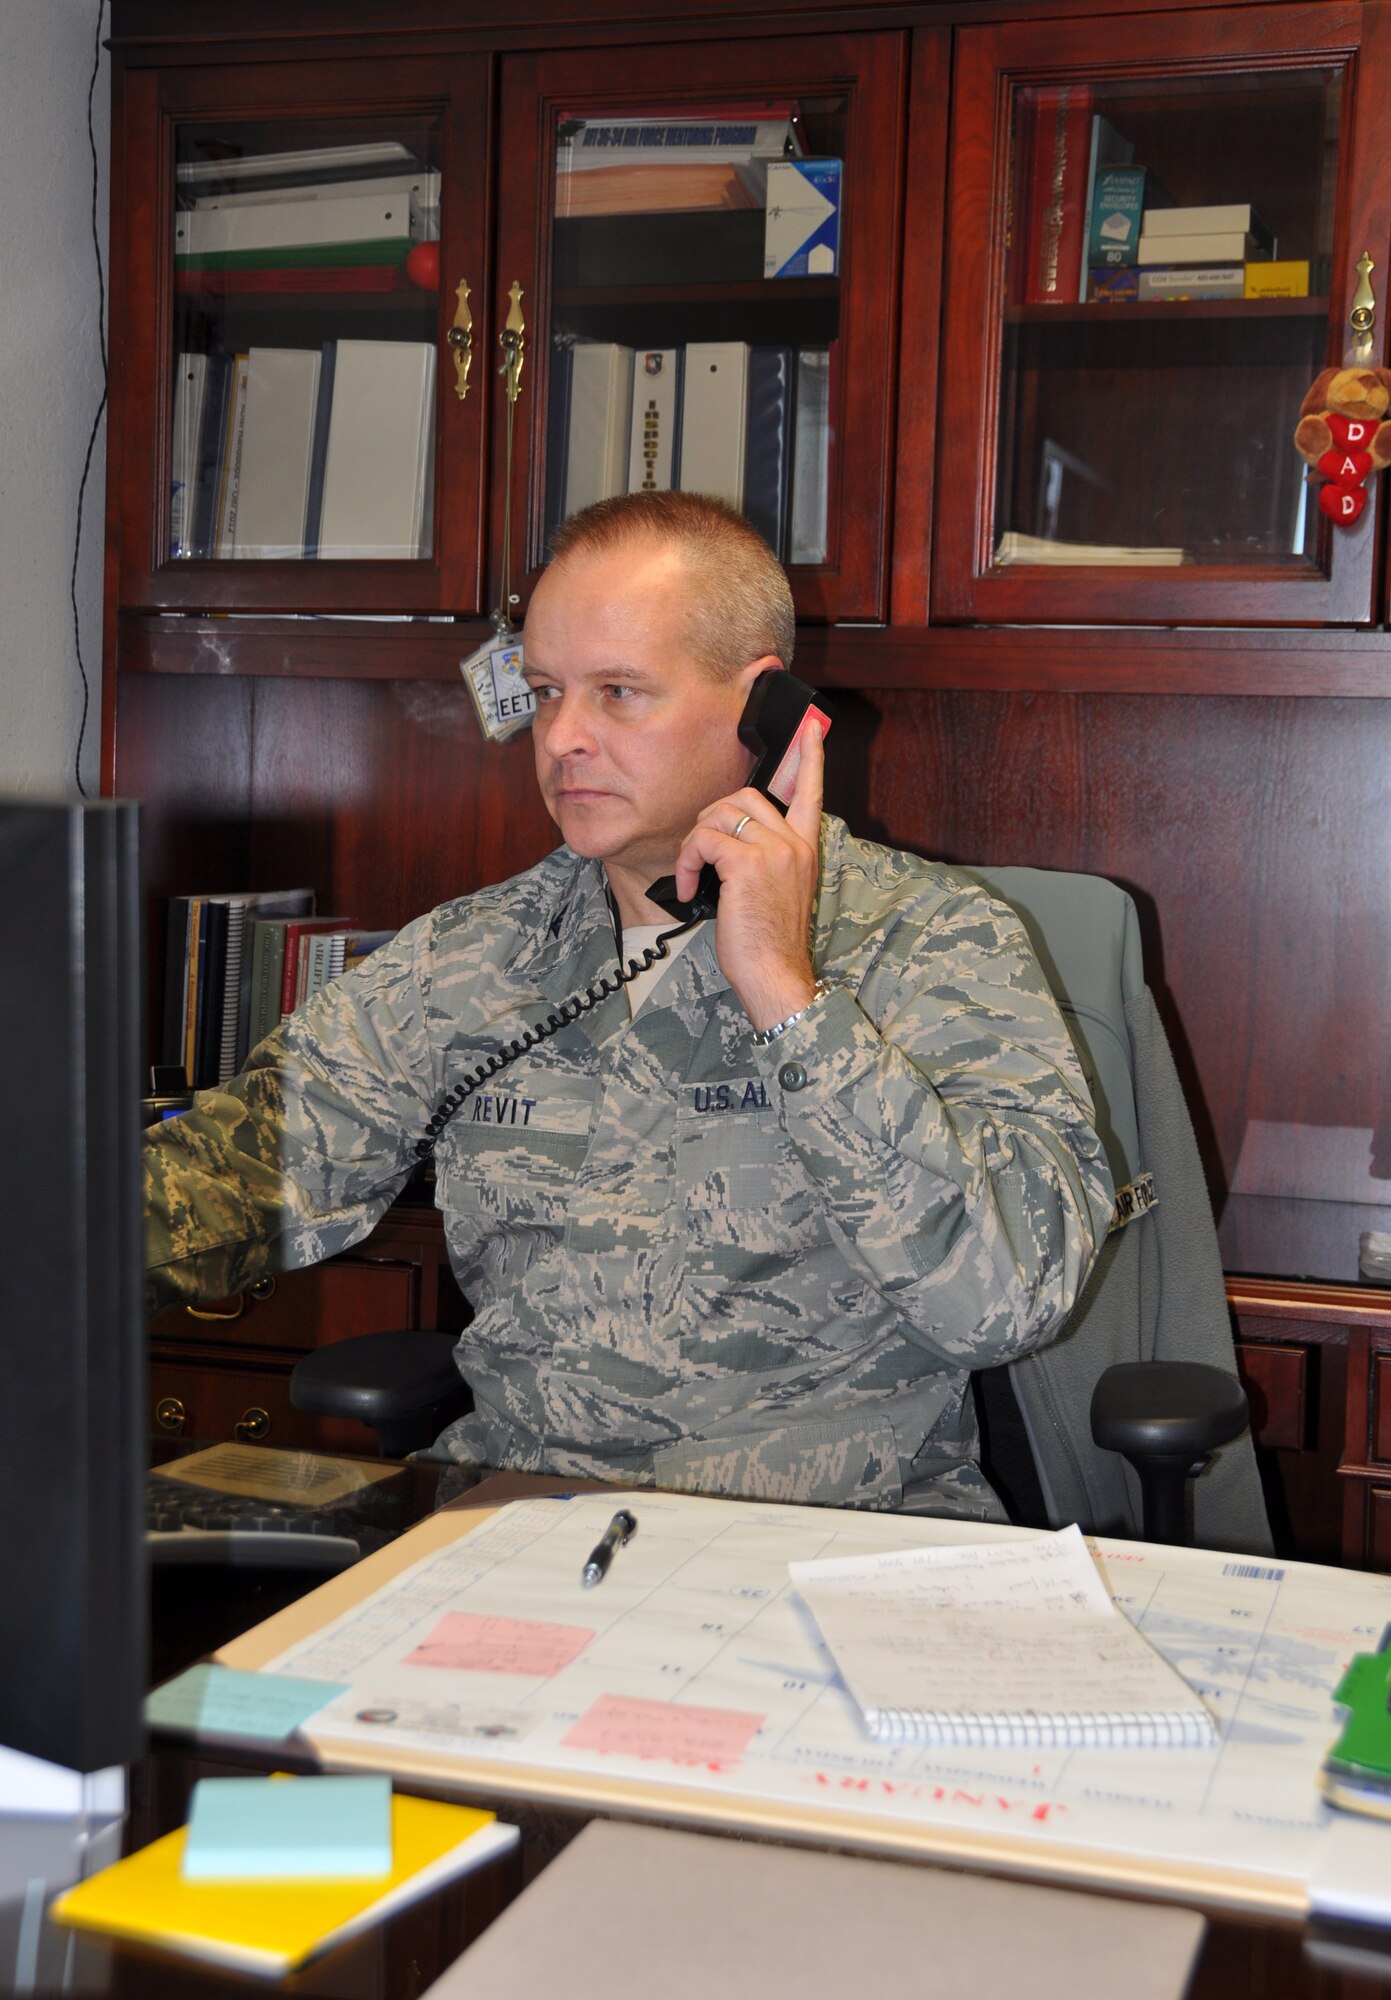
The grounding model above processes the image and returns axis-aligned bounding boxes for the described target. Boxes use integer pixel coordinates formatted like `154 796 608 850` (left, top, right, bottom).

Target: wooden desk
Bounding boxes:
7 1473 1391 1999
232 1475 1391 2000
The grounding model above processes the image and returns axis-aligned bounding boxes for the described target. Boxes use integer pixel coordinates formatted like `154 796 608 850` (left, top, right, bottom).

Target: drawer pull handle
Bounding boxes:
235 1407 271 1441
155 1396 187 1433
249 1276 277 1301
187 1294 245 1322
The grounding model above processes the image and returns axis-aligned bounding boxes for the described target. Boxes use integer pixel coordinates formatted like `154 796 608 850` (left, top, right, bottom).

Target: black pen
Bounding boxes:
582 1508 638 1588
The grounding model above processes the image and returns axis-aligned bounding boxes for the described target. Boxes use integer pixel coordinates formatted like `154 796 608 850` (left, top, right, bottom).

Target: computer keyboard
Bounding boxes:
145 1460 398 1571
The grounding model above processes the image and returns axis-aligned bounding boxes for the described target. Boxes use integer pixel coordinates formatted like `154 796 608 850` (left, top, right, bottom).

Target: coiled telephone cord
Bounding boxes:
415 920 694 1160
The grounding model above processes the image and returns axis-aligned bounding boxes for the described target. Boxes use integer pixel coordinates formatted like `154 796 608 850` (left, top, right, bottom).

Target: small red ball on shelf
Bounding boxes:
406 241 440 291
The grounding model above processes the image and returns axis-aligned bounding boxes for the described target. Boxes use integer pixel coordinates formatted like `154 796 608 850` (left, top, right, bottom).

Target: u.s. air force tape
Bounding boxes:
1109 1173 1158 1233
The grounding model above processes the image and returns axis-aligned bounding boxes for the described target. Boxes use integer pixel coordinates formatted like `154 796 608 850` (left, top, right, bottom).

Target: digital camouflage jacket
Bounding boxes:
144 817 1114 1516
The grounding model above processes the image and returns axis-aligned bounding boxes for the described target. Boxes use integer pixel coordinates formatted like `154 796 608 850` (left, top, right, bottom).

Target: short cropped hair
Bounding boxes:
547 490 795 681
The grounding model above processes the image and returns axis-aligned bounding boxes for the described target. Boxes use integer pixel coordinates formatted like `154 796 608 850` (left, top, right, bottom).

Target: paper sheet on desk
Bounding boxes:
254 1492 1391 1913
789 1524 1216 1746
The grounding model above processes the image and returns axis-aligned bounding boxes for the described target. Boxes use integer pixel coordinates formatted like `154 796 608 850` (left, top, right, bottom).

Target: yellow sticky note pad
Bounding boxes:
51 1787 515 1976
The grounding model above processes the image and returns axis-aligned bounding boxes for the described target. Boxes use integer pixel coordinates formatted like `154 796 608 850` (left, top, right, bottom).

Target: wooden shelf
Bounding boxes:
121 611 1391 697
552 277 838 310
1006 295 1327 326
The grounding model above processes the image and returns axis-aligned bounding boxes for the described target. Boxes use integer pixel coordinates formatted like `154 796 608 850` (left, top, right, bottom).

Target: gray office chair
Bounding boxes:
967 866 1268 1554
293 866 1270 1551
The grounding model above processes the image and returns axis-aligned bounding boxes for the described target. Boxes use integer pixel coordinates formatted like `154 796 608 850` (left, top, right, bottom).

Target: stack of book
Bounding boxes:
555 106 801 217
1012 93 1296 308
1085 197 1303 304
548 339 831 563
162 890 395 1090
1132 202 1275 301
171 338 436 562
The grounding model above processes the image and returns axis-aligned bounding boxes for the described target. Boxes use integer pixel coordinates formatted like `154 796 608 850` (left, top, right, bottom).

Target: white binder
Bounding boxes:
679 341 749 509
318 341 436 560
232 347 322 560
564 344 634 517
175 188 422 258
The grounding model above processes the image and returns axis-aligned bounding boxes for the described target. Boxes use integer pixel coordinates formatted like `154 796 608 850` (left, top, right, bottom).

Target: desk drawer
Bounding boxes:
149 1350 381 1456
151 1258 419 1354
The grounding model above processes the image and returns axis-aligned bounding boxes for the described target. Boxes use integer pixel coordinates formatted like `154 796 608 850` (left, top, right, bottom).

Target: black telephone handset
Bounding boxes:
646 670 831 924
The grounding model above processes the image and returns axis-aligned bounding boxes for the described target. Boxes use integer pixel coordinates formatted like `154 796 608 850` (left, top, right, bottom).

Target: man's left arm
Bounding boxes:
747 884 1115 1371
680 717 1113 1367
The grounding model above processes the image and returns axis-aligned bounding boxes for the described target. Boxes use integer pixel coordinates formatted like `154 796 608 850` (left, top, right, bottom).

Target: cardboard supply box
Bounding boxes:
1244 259 1311 298
765 158 841 277
1088 164 1149 267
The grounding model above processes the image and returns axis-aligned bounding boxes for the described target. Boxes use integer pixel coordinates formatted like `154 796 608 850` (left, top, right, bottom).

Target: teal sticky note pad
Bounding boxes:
182 1775 394 1881
145 1663 348 1741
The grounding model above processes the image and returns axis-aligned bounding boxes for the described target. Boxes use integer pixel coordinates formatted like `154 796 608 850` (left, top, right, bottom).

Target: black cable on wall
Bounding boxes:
71 0 108 798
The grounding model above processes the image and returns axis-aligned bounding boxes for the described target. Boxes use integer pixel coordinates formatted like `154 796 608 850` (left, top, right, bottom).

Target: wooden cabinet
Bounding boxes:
933 2 1391 626
109 29 904 633
496 33 906 624
1229 1278 1391 1571
148 1203 466 1453
105 0 1391 1538
114 54 493 618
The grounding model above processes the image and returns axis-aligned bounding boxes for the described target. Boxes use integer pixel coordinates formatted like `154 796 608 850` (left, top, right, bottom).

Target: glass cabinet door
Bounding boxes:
496 33 905 626
935 4 1386 626
117 57 490 615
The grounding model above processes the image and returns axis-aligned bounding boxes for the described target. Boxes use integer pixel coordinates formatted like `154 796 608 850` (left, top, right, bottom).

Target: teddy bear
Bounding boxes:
1293 365 1391 525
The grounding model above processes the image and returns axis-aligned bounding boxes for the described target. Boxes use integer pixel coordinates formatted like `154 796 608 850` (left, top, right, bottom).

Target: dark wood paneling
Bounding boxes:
1368 1485 1391 1571
117 677 1391 1212
1235 1343 1307 1454
109 0 1241 59
115 670 560 926
826 689 1391 1202
1376 1354 1391 1464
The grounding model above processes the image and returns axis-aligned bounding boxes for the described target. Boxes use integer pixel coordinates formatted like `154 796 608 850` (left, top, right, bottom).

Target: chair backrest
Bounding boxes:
963 866 1143 1531
969 865 1144 1197
962 866 1270 1553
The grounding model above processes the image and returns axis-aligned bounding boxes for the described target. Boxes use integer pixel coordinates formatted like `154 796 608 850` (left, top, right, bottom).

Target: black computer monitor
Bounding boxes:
0 798 146 1772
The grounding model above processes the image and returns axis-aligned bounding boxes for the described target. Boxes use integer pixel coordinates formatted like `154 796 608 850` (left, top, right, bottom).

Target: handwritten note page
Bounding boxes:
788 1524 1216 1747
257 1491 1391 1911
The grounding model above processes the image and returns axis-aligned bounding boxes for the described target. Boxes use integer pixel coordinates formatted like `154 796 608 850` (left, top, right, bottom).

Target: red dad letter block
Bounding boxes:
1319 483 1368 525
1318 447 1374 484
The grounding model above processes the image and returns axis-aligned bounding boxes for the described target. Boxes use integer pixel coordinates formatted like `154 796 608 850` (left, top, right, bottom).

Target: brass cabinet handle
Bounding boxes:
186 1275 274 1319
155 1396 187 1433
1349 251 1377 363
187 1294 245 1322
447 278 474 401
234 1407 271 1441
498 280 525 404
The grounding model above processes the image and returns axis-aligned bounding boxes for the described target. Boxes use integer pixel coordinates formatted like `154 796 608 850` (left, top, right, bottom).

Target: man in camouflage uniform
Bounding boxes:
145 492 1114 1517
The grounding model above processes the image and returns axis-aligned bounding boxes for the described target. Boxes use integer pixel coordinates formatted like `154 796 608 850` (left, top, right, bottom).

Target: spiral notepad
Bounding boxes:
790 1523 1217 1752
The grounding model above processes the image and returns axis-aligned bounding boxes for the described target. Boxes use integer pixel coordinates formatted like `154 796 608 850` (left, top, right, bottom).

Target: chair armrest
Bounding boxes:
1089 1361 1249 1545
290 1328 469 1457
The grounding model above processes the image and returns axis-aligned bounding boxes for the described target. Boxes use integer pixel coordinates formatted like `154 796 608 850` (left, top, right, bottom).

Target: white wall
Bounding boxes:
0 0 109 796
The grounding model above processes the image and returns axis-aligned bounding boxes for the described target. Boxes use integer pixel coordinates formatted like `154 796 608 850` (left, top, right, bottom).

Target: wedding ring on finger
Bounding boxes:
731 813 752 841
